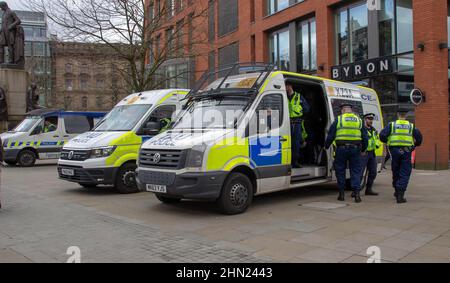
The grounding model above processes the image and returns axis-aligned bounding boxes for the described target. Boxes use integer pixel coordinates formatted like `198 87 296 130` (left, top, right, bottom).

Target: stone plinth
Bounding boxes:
0 68 28 131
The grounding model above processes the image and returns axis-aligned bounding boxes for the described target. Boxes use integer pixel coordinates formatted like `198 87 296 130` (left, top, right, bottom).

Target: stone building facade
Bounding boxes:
50 41 129 112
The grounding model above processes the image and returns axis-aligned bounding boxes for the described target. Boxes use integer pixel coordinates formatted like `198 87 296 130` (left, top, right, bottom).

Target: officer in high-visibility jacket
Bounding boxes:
159 117 172 133
361 113 382 196
325 104 368 203
380 108 423 204
286 82 310 168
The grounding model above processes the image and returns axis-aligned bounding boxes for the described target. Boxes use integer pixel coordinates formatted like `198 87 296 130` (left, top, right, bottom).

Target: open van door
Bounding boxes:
323 81 365 181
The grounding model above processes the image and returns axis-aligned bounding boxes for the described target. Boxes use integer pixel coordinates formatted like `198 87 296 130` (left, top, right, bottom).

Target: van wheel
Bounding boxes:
79 183 98 189
156 194 181 204
217 173 253 215
115 163 139 194
17 150 37 167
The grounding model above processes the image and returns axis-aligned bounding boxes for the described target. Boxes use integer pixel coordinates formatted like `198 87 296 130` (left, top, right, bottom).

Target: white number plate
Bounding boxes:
61 168 75 176
146 184 167 193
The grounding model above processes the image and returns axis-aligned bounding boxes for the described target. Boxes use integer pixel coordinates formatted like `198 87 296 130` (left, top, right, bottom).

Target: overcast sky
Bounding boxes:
4 0 28 10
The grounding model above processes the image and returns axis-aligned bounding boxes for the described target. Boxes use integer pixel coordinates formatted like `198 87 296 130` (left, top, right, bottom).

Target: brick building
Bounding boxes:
50 41 129 112
146 0 450 169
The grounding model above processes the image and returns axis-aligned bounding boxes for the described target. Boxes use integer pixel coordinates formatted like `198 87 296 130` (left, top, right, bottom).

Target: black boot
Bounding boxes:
338 191 345 202
397 192 407 204
365 185 379 196
354 191 362 203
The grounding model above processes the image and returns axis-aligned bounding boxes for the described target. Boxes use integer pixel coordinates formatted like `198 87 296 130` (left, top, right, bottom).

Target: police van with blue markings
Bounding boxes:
1 109 106 167
136 63 384 215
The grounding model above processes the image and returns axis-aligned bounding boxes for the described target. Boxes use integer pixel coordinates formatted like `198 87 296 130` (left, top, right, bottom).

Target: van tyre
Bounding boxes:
218 173 253 215
156 194 181 204
115 163 139 194
17 150 37 167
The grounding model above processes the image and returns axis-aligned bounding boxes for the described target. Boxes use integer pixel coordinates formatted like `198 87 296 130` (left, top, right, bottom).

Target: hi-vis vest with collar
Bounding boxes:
388 120 415 147
336 113 363 142
289 92 304 118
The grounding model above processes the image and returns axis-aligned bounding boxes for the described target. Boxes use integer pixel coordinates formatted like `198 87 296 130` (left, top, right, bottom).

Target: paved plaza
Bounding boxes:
1 162 450 263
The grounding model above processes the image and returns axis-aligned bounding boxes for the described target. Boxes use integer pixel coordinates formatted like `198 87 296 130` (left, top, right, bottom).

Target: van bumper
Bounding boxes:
3 149 20 162
57 165 118 185
136 169 227 200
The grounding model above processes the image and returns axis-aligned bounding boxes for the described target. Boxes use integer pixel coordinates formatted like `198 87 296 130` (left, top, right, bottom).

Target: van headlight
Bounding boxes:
186 144 206 168
90 146 117 159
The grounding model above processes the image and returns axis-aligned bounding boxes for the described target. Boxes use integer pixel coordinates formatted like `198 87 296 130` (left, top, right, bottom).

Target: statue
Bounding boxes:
0 86 7 120
26 83 44 112
0 1 25 68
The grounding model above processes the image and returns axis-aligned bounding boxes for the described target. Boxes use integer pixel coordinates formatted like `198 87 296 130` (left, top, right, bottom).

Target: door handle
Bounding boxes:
53 135 60 138
280 138 288 143
63 135 70 138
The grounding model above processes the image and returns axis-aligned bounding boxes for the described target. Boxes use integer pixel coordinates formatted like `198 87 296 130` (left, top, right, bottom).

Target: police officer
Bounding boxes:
325 104 368 203
380 107 423 204
286 82 310 168
361 113 382 196
159 117 172 133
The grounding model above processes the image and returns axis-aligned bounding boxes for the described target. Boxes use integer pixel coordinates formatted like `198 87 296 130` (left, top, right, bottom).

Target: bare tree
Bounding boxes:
25 0 208 93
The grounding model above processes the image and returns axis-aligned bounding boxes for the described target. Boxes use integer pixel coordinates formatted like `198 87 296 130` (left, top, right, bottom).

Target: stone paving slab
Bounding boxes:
1 164 450 263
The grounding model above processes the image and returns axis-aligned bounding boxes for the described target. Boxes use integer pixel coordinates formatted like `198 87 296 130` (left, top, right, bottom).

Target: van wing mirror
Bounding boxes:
142 121 160 136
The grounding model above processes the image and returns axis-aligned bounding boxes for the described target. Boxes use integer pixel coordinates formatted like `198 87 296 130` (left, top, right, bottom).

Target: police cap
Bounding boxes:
364 113 376 119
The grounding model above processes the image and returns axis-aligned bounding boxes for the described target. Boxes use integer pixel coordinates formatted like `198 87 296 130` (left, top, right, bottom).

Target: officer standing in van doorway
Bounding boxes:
361 113 382 196
325 104 368 203
379 107 423 204
286 82 310 168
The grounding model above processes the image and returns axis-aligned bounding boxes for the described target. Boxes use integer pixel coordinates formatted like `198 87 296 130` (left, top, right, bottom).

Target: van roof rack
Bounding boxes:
187 62 276 100
26 109 106 118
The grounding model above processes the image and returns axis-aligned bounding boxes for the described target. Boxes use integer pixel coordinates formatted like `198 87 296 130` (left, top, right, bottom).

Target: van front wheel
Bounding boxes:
115 163 139 194
17 150 37 167
217 173 253 215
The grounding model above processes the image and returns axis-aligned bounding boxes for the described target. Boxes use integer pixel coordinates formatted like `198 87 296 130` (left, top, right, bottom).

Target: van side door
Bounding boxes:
33 115 63 159
248 92 290 194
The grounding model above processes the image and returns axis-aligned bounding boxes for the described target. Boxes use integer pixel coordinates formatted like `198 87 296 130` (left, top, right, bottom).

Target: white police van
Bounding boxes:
136 64 384 214
57 89 188 193
1 109 106 167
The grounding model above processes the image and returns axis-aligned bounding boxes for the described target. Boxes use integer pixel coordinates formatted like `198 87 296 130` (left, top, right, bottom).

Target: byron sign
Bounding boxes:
331 56 395 82
410 88 425 106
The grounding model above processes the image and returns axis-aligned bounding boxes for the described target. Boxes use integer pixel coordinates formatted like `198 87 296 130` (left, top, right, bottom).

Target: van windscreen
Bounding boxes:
94 104 152 132
172 97 249 130
12 117 40 132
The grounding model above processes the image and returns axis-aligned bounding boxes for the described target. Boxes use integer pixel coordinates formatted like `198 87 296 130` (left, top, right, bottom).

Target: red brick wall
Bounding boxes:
413 0 449 169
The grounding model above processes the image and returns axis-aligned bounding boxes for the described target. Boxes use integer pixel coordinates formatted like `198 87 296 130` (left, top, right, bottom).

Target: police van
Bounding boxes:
1 109 106 167
136 64 384 214
57 89 188 194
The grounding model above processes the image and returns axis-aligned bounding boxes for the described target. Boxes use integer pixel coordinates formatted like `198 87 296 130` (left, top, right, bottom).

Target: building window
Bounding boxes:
266 0 304 16
33 42 46 56
166 0 175 19
208 0 215 42
80 78 89 91
65 63 73 73
96 96 103 108
379 0 395 56
336 2 368 65
80 64 89 74
81 96 88 109
165 63 189 89
396 0 413 54
218 0 238 37
96 79 105 89
65 79 73 91
269 28 290 71
218 42 239 76
296 18 317 72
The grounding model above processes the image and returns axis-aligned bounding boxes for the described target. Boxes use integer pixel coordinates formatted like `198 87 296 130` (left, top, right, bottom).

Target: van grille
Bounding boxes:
139 149 186 169
60 149 91 161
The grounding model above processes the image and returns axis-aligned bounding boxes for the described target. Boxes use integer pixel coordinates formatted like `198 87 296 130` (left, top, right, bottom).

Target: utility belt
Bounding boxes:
335 141 362 149
389 146 414 153
290 118 303 124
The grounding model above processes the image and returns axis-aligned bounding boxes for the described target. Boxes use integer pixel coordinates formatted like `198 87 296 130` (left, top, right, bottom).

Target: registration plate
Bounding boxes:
146 184 167 193
61 168 75 176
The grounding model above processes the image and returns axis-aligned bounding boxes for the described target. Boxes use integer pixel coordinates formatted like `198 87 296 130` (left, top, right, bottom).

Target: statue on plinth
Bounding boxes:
0 1 25 68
